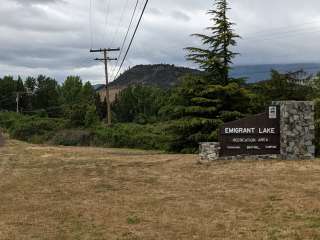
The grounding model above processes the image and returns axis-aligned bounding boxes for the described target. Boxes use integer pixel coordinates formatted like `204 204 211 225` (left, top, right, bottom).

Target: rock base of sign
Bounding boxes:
199 142 280 163
273 101 315 160
199 142 220 162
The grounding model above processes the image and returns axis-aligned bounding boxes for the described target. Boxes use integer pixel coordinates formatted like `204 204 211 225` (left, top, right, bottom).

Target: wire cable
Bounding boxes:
112 0 149 81
110 0 139 80
104 0 111 45
89 0 94 49
109 0 130 47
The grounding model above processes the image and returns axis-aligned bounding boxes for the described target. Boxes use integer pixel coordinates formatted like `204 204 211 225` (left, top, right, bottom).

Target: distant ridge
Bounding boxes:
110 64 201 88
94 63 320 90
231 63 320 83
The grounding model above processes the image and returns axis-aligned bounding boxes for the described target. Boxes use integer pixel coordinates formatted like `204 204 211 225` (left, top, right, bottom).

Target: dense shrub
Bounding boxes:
0 112 171 151
0 112 67 142
93 123 171 151
50 129 93 146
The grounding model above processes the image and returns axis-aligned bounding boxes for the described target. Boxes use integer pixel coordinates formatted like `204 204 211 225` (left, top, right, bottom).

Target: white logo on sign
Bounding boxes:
269 106 277 119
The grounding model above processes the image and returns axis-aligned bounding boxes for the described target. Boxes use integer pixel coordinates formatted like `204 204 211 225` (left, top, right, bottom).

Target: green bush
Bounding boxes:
93 123 171 151
9 118 66 141
0 112 67 142
0 112 172 152
0 112 24 129
50 129 93 146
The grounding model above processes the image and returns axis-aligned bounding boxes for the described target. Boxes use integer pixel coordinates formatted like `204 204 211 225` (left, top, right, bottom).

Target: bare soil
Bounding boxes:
0 139 320 239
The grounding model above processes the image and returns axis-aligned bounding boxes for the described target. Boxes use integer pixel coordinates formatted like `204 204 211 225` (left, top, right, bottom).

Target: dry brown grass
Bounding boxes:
0 139 320 239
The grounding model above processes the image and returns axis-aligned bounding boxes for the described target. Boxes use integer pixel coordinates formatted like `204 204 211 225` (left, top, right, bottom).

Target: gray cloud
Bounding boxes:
171 10 191 22
11 0 65 5
1 0 320 84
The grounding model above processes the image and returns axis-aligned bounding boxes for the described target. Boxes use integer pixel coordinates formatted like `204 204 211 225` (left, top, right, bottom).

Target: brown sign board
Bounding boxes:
219 106 280 156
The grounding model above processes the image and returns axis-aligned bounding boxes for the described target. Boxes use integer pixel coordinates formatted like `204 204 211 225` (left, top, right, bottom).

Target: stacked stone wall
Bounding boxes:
274 101 315 160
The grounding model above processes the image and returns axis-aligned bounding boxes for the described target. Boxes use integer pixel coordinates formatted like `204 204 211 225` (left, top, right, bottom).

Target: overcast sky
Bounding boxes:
1 0 320 84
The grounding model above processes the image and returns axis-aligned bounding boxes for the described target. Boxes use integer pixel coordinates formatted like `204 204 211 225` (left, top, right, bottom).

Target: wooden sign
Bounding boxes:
219 106 280 156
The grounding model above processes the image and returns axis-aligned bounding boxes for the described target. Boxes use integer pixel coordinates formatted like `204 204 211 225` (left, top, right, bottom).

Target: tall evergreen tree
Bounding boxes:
167 0 254 153
186 0 239 85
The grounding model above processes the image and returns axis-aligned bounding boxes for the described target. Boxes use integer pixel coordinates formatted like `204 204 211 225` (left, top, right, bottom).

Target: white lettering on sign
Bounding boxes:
258 128 275 134
227 146 241 149
265 146 278 149
258 138 270 143
247 146 260 150
232 138 256 143
225 128 256 134
224 128 277 135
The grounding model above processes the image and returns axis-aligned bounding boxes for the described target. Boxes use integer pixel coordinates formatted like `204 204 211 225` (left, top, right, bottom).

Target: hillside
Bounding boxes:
110 64 202 88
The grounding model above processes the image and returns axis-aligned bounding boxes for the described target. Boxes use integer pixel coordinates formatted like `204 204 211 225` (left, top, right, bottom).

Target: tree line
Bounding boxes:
0 75 108 127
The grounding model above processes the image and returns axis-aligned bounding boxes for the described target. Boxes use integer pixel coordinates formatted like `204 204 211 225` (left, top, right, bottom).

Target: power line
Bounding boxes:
112 0 149 82
109 0 130 47
89 0 94 49
110 0 139 81
104 0 111 45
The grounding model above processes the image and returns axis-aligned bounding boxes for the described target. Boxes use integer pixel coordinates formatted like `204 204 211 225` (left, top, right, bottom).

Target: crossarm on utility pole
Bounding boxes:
90 48 120 53
94 58 117 61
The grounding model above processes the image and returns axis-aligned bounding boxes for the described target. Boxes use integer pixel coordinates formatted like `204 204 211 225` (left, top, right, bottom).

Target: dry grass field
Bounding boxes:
0 139 320 240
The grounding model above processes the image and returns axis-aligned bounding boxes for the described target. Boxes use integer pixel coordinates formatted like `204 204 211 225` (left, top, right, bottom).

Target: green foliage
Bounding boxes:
64 104 99 128
249 70 313 103
165 75 252 153
60 76 83 104
0 112 66 142
0 112 169 151
50 129 93 146
127 216 140 225
93 123 170 150
32 75 61 116
0 76 19 111
112 85 168 123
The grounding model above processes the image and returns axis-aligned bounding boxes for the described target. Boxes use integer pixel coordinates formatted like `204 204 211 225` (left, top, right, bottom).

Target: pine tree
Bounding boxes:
166 0 254 153
186 0 239 85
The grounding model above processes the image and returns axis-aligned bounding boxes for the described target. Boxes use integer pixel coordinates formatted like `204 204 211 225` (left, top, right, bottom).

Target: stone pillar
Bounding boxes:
199 142 220 163
273 101 315 160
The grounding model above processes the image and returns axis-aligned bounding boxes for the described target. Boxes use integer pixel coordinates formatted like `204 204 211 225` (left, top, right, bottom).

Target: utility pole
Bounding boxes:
90 48 119 126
